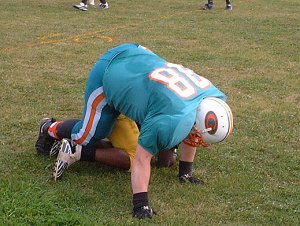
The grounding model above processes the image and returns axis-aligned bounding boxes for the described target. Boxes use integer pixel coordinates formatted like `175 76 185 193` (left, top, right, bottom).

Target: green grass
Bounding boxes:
1 0 299 225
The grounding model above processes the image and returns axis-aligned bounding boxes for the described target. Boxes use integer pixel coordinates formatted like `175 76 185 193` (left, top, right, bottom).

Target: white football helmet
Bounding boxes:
184 97 234 147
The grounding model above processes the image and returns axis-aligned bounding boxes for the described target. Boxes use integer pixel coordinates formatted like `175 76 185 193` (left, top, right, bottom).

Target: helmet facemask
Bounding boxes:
183 124 210 147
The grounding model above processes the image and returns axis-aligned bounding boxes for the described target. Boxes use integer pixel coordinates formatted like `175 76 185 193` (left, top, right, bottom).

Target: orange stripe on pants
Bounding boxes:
74 93 106 144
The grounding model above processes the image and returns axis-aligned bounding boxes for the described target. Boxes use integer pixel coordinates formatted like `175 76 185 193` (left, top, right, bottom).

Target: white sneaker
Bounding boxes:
53 139 82 180
73 2 88 11
99 3 109 9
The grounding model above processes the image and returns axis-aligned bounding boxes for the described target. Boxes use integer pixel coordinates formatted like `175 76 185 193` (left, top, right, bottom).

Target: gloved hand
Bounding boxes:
133 205 156 219
179 174 205 185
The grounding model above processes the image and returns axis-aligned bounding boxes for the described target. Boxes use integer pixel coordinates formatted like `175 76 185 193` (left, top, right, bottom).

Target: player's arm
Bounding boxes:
178 142 205 185
131 144 156 219
131 144 152 193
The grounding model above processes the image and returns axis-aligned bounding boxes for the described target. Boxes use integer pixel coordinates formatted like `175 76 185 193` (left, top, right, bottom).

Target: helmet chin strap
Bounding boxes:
183 125 210 148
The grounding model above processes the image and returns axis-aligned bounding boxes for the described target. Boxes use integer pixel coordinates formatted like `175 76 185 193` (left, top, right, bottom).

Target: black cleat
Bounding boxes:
35 118 56 156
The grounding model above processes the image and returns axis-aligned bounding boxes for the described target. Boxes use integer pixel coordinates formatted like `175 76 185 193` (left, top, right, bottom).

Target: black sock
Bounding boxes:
80 146 96 162
179 161 193 176
133 192 149 210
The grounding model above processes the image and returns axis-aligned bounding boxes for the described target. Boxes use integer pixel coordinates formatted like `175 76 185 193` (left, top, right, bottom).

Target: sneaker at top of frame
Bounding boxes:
202 3 215 10
225 4 233 10
99 3 109 9
73 2 88 11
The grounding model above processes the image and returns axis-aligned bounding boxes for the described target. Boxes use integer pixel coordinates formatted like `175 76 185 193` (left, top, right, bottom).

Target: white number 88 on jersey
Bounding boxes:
149 63 211 98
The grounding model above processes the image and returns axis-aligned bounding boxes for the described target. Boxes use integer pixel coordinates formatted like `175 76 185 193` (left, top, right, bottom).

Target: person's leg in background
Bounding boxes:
225 0 233 10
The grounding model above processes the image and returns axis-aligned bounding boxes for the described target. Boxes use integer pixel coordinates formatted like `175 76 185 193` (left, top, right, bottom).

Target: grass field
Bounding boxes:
0 0 299 225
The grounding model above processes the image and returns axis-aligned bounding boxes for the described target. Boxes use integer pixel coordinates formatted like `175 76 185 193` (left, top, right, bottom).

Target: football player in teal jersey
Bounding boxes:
36 43 234 219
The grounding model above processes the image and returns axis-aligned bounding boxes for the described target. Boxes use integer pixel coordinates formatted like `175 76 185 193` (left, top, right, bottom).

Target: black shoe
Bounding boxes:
203 3 215 10
35 118 56 156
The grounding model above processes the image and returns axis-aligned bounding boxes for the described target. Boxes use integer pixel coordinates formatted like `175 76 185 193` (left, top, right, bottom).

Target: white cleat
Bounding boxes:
53 139 82 181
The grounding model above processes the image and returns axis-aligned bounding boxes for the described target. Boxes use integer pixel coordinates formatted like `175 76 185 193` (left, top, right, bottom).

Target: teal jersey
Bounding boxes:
102 45 226 155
